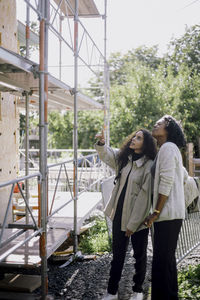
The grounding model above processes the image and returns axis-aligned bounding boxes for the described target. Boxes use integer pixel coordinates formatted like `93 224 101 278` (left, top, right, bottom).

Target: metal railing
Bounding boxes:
0 151 113 261
0 172 42 262
47 152 111 218
176 210 200 264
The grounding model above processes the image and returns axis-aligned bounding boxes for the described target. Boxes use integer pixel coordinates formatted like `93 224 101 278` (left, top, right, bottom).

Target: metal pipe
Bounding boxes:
26 1 30 59
0 229 42 262
17 183 39 230
49 164 62 214
47 159 73 169
103 0 110 146
0 172 41 189
73 0 79 254
59 14 63 80
47 198 73 219
25 91 30 225
24 0 42 18
39 0 48 297
38 180 41 227
0 184 15 246
25 1 30 225
0 229 25 249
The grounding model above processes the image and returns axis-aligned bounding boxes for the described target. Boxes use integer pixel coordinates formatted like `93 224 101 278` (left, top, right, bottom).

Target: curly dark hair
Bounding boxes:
163 115 186 148
117 129 157 171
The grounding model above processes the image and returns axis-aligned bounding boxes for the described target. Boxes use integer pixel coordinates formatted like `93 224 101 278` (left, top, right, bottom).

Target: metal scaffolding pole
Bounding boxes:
59 14 63 81
103 0 110 146
39 0 49 297
73 0 79 254
25 0 30 224
25 91 30 224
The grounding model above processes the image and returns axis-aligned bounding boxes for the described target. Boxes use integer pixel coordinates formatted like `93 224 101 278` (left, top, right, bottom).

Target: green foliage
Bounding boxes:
78 216 111 254
175 67 200 144
19 24 200 153
48 111 73 148
109 60 167 146
178 264 200 299
109 46 162 86
167 24 200 76
78 110 104 149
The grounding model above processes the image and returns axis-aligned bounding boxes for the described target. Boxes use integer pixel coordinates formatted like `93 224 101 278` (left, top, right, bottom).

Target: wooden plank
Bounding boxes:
186 143 194 176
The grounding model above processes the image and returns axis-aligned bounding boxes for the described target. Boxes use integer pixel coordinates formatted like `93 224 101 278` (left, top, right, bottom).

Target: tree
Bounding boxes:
48 111 73 148
166 24 200 75
109 46 162 86
109 60 167 146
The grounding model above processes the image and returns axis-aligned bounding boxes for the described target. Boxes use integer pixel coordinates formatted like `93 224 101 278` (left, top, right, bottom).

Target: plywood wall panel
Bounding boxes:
0 0 19 223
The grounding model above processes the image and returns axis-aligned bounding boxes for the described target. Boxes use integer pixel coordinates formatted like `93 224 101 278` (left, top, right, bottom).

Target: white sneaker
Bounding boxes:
129 292 143 300
102 292 118 300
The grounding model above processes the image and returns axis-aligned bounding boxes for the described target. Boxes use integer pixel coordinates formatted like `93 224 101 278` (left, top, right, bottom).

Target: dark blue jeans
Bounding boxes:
151 219 182 300
107 214 149 295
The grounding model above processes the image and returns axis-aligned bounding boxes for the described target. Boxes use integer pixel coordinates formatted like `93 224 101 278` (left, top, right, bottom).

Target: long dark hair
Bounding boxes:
163 115 186 148
117 129 157 172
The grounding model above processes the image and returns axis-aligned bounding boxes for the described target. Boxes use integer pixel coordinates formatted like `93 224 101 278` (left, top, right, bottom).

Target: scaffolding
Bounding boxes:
0 0 110 298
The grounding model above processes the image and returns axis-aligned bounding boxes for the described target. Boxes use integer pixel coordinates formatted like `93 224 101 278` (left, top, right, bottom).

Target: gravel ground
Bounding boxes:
34 235 200 300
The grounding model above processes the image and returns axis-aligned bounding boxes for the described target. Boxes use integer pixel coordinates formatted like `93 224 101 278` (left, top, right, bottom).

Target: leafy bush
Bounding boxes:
178 264 200 299
78 216 111 254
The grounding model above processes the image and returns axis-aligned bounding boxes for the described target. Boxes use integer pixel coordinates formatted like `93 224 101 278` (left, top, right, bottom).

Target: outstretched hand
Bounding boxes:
95 129 105 145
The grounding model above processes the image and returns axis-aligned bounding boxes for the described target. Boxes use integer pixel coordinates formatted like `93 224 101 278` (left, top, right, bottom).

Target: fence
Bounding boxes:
0 172 42 263
0 151 111 258
176 211 200 264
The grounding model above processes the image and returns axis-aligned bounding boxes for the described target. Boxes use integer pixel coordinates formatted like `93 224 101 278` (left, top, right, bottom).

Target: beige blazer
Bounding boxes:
95 143 153 233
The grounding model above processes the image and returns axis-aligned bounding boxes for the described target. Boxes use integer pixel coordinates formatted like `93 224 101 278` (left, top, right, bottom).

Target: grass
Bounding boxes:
78 215 112 254
178 264 200 299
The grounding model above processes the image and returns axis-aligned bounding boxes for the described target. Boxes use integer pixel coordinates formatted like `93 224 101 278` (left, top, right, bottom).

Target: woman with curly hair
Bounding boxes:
95 129 157 300
144 115 186 300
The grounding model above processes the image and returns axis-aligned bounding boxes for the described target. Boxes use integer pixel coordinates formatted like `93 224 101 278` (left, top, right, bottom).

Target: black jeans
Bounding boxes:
107 214 149 295
151 219 182 300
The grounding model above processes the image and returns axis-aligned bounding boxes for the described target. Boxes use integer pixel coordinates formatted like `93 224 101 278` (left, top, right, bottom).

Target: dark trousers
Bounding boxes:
151 219 182 300
107 215 149 295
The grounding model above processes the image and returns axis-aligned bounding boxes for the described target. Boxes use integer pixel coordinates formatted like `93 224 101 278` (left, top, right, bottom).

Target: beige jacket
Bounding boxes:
95 143 153 233
153 142 186 222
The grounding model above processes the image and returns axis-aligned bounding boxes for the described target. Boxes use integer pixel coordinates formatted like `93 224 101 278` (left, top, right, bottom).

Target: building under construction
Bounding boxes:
0 0 110 298
0 1 200 299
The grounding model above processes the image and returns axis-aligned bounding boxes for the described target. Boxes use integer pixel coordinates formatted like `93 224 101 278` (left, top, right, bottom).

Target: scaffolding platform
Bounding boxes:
0 191 102 267
0 46 103 111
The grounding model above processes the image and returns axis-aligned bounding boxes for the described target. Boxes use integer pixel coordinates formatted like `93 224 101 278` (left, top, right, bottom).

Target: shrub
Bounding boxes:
78 216 111 254
178 264 200 299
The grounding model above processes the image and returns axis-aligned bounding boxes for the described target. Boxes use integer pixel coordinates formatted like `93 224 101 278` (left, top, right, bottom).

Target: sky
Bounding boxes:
97 0 200 56
16 0 200 86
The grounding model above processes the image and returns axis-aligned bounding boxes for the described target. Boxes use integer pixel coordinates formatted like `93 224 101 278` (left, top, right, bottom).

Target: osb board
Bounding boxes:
0 0 19 223
0 0 18 52
0 93 19 222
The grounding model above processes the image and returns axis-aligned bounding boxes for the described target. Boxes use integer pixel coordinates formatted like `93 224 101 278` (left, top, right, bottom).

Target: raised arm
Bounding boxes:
95 130 119 171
